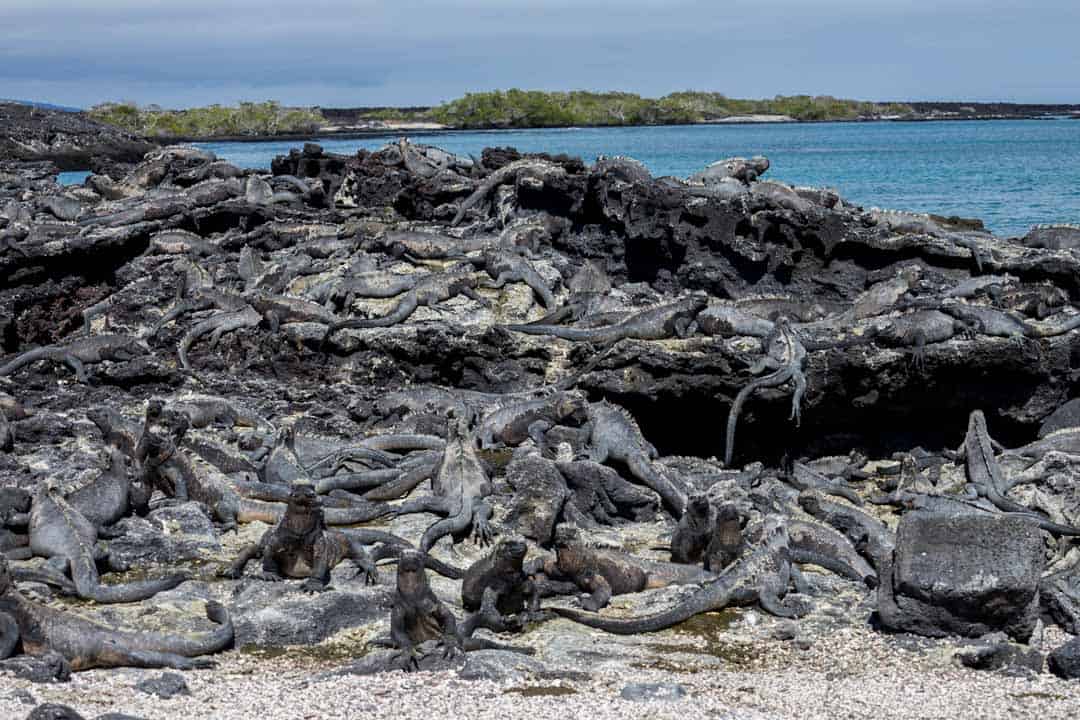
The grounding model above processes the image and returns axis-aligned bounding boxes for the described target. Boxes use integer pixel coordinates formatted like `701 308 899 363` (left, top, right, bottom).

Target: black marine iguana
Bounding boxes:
552 516 809 633
374 550 530 671
391 411 496 552
476 391 588 449
0 334 146 383
956 410 1080 536
669 494 714 565
704 503 747 572
724 317 807 466
583 400 687 516
0 555 232 670
222 484 381 591
322 270 488 344
505 295 706 343
528 526 713 611
460 537 540 635
28 481 186 603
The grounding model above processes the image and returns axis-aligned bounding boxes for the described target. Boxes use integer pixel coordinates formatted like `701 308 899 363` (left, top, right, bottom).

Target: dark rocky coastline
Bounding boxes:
3 129 1080 717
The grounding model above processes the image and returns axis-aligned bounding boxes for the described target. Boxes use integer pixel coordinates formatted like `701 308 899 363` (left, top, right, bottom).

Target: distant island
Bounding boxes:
7 91 1079 146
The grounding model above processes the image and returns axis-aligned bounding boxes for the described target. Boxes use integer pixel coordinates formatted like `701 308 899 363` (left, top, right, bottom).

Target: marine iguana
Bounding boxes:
704 503 746 572
28 482 186 603
797 490 895 572
377 550 529 671
322 270 487 343
222 484 379 591
262 426 311 486
528 526 713 611
552 516 809 633
451 158 567 226
0 555 232 670
505 296 706 343
784 462 863 506
670 494 714 565
178 305 262 371
787 519 877 587
476 391 588 449
473 247 557 309
582 400 687 516
0 334 146 383
391 412 496 552
460 537 540 635
724 317 807 466
65 444 146 528
957 410 1080 536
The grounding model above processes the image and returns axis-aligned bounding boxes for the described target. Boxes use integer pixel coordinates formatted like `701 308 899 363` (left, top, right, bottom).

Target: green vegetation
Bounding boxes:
87 101 325 138
87 92 916 138
429 90 915 128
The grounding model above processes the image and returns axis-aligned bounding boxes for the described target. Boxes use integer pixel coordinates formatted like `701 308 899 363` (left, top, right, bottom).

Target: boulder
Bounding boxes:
1049 636 1080 679
882 513 1044 641
230 578 392 648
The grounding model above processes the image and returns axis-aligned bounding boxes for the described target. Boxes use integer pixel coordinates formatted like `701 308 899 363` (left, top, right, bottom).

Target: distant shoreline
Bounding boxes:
176 113 1079 145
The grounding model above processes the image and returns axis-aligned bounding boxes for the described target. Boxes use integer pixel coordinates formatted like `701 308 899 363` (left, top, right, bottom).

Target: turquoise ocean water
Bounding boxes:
61 120 1080 237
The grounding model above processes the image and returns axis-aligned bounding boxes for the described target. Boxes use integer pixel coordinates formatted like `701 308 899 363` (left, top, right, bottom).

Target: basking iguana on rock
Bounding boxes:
957 410 1080 536
322 270 487 343
0 334 146 383
797 490 895 572
505 295 706 343
178 305 262 371
472 247 557 309
28 482 186 603
460 537 540 635
476 390 588 449
222 483 379 591
391 412 496 552
552 516 809 633
451 158 567 226
724 316 807 466
0 555 232 670
528 526 713 611
584 400 687 516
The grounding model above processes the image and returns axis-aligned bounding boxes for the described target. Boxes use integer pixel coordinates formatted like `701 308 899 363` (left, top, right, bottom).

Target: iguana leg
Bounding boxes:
420 502 475 552
470 498 495 547
393 496 451 518
0 612 19 659
789 566 817 596
462 587 517 637
61 353 88 383
579 570 613 611
344 535 379 585
222 543 262 579
758 589 810 619
459 285 491 308
483 272 512 290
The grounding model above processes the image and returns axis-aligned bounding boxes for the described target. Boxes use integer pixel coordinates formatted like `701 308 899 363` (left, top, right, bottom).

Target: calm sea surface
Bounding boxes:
63 120 1080 236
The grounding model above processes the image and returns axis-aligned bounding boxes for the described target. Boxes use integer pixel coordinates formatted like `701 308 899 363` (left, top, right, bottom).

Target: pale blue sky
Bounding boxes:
2 0 1077 108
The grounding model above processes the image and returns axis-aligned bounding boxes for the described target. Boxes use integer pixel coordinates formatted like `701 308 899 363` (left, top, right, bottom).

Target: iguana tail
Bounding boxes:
0 346 59 377
552 581 732 634
72 555 187 604
503 323 613 342
724 367 795 466
123 600 234 657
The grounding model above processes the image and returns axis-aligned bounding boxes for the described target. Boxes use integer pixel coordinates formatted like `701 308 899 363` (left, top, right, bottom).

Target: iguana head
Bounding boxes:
552 525 580 550
796 490 822 516
686 494 712 518
396 550 429 595
556 393 589 424
493 537 528 569
287 483 319 510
